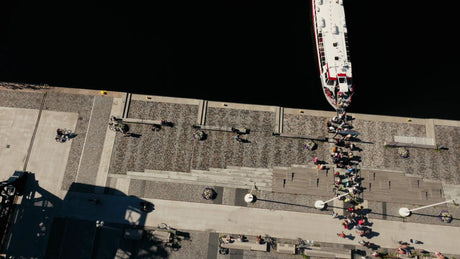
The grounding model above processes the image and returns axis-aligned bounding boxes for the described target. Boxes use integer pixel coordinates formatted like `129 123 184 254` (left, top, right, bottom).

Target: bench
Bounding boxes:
384 136 437 149
122 118 164 125
193 125 249 134
273 132 328 141
220 237 268 252
276 243 296 254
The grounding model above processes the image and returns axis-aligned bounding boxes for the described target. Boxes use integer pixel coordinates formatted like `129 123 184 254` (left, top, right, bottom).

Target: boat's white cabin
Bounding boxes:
313 0 353 108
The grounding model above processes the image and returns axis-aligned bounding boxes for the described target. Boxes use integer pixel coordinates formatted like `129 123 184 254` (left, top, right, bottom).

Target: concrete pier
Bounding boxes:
0 83 459 258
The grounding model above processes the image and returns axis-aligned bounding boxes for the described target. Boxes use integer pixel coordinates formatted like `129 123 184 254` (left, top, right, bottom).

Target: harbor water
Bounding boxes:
0 0 457 120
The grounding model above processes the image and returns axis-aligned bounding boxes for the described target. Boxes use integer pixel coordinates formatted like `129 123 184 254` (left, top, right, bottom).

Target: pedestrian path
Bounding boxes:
68 95 113 190
59 192 460 255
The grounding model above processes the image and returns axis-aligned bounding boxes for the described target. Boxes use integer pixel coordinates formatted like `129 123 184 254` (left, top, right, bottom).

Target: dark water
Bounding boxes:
0 0 458 120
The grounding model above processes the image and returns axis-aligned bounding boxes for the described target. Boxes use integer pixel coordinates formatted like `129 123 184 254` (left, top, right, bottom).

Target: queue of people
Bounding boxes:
326 113 446 258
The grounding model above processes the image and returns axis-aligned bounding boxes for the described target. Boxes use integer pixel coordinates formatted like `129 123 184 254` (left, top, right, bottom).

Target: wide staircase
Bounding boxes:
360 169 445 205
121 165 445 206
272 165 446 205
125 166 273 191
272 164 336 197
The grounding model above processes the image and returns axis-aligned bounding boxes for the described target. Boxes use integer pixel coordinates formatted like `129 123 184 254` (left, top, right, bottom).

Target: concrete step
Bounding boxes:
137 170 270 185
272 175 332 188
363 190 445 204
198 178 271 188
192 169 272 179
193 172 271 183
224 170 273 178
274 167 331 178
143 169 179 175
192 173 272 185
190 171 272 187
359 169 445 205
225 166 272 172
194 176 270 187
128 171 198 181
123 171 272 191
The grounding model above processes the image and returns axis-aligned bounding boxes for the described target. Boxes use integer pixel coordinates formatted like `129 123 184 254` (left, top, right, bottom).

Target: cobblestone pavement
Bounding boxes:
111 99 459 184
111 104 316 174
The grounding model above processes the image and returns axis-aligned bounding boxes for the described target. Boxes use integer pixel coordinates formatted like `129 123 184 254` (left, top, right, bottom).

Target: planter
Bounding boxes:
303 140 317 151
193 130 206 140
439 210 452 223
397 147 409 158
202 187 217 200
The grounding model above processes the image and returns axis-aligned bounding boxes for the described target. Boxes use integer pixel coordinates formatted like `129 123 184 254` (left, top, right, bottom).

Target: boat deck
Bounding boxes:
313 0 351 77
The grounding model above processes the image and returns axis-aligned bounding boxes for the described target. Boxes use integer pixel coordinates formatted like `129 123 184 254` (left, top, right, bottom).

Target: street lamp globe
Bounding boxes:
315 200 326 209
399 207 411 217
244 193 254 203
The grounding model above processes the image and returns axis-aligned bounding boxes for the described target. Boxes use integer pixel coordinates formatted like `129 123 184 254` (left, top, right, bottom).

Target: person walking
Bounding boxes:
359 240 370 247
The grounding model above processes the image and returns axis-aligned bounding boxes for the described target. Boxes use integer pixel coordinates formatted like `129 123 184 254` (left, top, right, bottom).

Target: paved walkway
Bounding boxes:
59 192 460 255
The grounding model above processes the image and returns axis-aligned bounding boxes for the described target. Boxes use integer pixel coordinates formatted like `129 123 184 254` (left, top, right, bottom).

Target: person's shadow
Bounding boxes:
345 234 355 240
365 231 379 239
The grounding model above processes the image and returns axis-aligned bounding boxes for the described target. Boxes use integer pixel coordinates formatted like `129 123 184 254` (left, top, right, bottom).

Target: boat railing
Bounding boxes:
318 33 326 66
344 32 351 61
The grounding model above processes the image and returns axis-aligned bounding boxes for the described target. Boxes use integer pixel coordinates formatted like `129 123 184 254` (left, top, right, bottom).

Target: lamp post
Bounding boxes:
244 183 258 203
399 199 457 217
315 191 351 209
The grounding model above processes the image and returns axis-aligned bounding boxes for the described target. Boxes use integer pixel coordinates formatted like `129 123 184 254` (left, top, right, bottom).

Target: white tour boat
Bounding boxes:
311 0 353 110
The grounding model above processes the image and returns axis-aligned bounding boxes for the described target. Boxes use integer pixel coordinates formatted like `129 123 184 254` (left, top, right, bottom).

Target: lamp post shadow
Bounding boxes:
255 198 315 209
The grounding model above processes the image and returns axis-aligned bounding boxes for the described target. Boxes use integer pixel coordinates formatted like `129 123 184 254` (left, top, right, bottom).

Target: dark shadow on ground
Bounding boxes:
1 173 62 258
256 198 315 209
1 176 174 259
365 231 379 239
359 208 401 219
129 133 142 138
